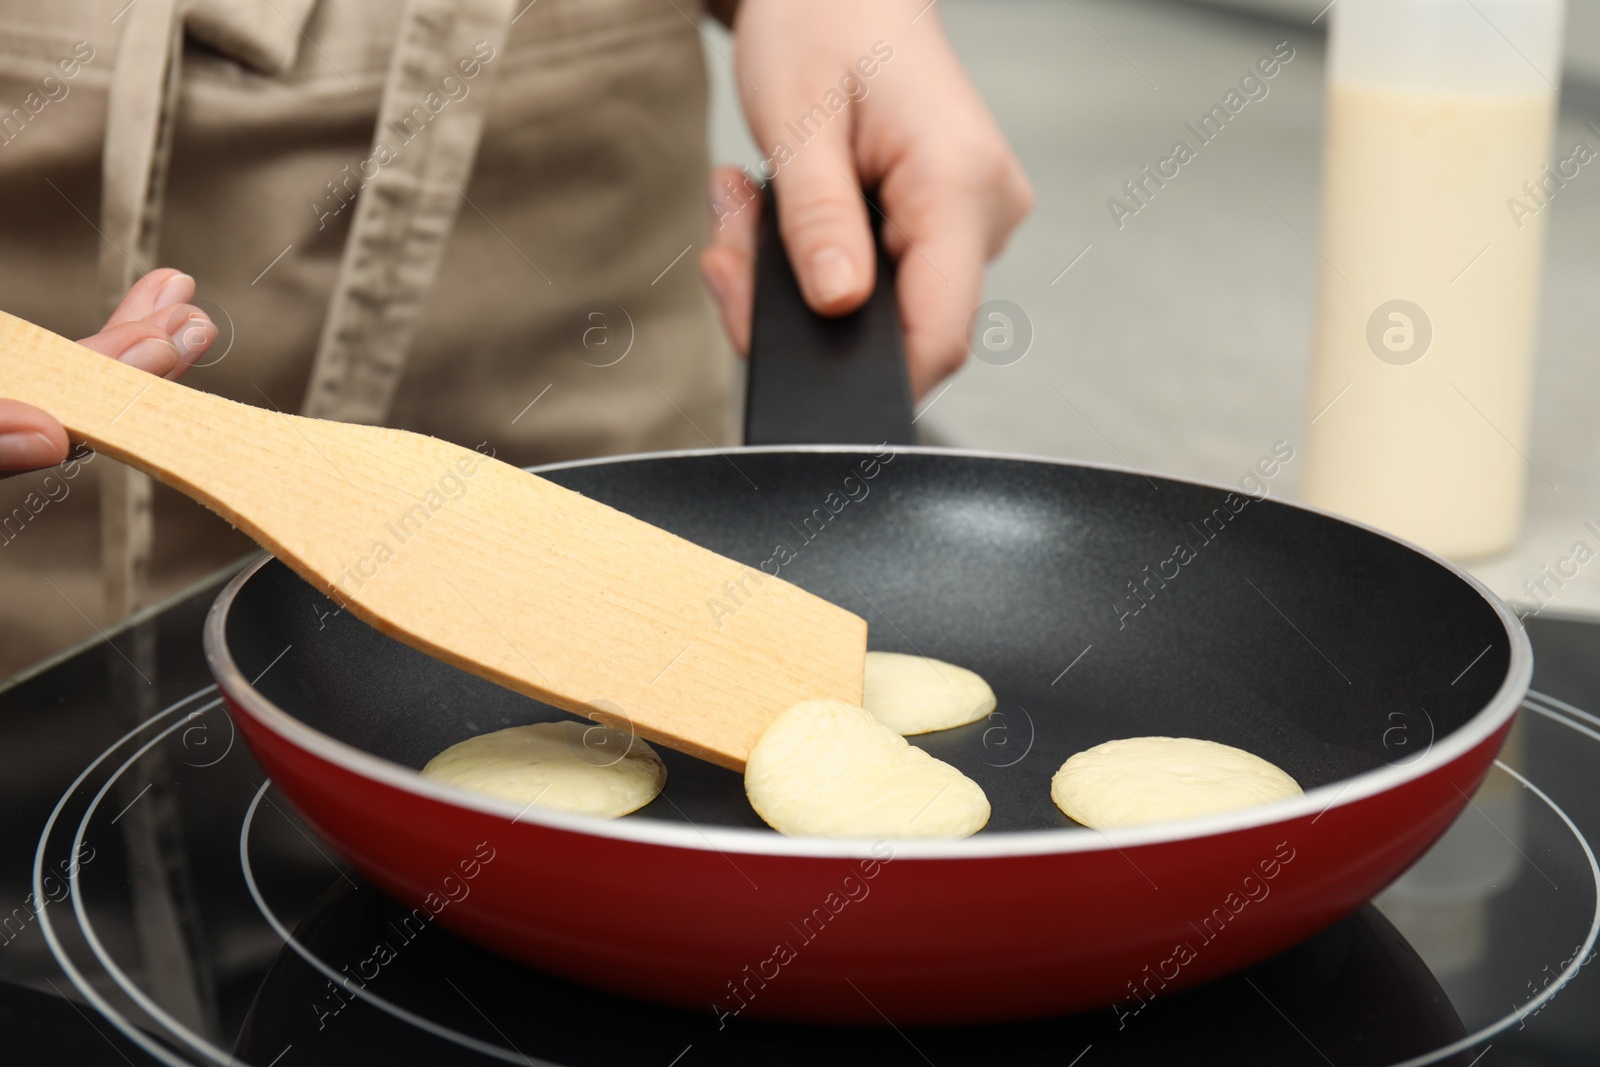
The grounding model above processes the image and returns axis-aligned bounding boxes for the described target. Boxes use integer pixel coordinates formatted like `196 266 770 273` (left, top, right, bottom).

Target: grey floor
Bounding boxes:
705 0 1600 617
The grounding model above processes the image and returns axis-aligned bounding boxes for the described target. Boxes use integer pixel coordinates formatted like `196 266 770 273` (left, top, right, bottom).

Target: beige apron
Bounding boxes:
0 0 734 680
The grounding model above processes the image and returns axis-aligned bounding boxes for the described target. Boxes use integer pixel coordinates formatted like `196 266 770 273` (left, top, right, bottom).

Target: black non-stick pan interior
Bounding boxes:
225 448 1511 834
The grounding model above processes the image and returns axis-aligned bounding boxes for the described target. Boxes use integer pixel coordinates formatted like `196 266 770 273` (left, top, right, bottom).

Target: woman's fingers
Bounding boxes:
0 270 215 475
162 303 218 375
892 211 988 400
78 302 216 380
104 268 195 327
78 319 183 377
699 165 764 356
0 400 70 471
769 143 876 317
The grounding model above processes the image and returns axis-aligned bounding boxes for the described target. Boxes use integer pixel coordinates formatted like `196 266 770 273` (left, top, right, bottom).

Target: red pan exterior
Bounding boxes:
222 681 1512 1025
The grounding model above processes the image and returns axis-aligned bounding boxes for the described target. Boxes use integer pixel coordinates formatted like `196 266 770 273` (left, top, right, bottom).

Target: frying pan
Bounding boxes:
205 198 1529 1025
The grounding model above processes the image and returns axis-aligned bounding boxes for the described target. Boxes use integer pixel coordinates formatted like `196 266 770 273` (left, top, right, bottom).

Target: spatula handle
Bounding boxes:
0 309 287 513
0 309 202 452
1 310 177 436
744 189 917 447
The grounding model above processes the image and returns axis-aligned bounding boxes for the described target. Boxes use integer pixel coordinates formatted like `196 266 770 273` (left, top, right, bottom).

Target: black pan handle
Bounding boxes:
743 189 917 447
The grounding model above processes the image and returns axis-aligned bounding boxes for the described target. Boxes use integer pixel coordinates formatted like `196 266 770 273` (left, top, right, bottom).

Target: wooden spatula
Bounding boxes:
0 310 866 770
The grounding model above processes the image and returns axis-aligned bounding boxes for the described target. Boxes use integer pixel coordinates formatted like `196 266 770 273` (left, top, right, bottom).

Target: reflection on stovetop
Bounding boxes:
0 570 1597 1066
235 884 1467 1067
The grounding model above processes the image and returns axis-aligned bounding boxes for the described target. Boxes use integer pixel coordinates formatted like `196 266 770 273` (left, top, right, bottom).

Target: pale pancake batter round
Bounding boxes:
1051 736 1302 829
745 699 990 839
862 651 997 735
422 721 666 818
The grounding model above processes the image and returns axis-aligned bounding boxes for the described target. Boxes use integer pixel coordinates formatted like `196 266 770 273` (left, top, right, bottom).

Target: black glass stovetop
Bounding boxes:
1 561 1596 1066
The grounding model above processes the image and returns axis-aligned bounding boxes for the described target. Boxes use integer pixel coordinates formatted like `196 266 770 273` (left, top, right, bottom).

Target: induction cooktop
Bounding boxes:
0 562 1595 1066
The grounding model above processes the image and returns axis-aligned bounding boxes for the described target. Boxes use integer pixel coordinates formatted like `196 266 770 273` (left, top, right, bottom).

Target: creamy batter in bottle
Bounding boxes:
1304 0 1565 559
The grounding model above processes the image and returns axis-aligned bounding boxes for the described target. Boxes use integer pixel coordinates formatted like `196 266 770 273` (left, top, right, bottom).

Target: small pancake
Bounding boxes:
422 721 665 818
1051 736 1302 829
863 651 997 735
745 699 990 839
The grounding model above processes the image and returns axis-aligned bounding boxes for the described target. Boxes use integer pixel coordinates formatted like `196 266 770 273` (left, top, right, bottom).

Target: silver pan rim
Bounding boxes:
204 444 1532 862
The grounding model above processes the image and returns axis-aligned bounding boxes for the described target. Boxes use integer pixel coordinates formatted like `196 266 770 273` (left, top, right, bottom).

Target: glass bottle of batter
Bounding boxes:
1303 0 1566 559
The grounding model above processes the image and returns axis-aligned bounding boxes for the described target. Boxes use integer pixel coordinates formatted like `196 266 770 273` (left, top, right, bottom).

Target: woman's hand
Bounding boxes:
700 0 1033 400
0 268 217 471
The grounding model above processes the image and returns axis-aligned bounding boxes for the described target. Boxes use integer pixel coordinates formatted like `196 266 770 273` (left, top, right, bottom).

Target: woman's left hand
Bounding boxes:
700 0 1033 400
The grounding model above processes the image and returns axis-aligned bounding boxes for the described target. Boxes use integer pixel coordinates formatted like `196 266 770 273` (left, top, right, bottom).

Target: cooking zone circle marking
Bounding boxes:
1385 754 1600 1066
238 780 557 1064
30 682 1600 1064
36 684 545 1066
31 687 224 1067
66 702 239 1064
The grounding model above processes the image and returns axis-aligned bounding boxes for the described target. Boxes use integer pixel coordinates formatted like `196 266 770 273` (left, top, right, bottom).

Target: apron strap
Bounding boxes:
95 0 516 614
98 0 185 620
299 0 517 423
93 0 224 1037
